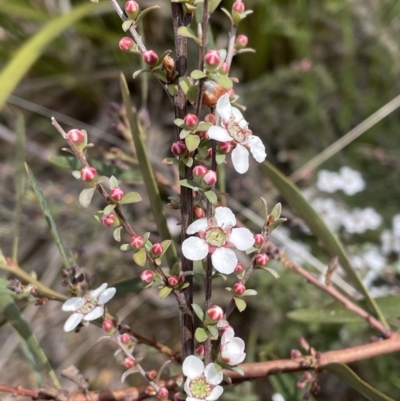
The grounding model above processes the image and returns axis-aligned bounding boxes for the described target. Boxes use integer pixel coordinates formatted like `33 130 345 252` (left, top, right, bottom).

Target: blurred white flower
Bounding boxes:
183 355 223 401
392 214 400 237
220 327 246 365
182 207 255 275
363 246 386 272
62 283 116 332
316 170 342 193
207 94 266 174
272 394 285 401
342 208 382 234
338 166 365 196
167 217 181 237
311 197 344 232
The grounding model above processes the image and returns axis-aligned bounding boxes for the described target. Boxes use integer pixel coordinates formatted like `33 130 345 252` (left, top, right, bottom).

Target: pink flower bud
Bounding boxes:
232 1 245 13
205 113 217 125
233 282 246 295
67 129 85 144
140 270 154 283
256 253 269 266
235 263 244 273
219 62 230 75
171 140 186 156
228 88 235 98
206 148 213 159
80 166 97 181
130 235 144 249
302 372 313 381
219 141 234 153
296 381 306 390
205 50 220 67
196 345 205 356
101 213 115 227
125 0 139 16
142 50 158 66
158 387 169 399
193 164 208 178
254 233 264 246
120 333 131 344
291 349 302 359
102 319 114 332
119 37 135 51
124 357 135 369
203 170 217 185
236 34 248 48
152 243 163 256
183 113 198 128
110 186 124 201
298 337 310 351
168 276 179 286
198 131 208 139
193 206 205 219
207 305 224 321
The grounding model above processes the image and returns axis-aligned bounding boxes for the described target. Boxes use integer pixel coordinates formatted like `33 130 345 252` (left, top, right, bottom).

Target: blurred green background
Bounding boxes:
1 0 400 400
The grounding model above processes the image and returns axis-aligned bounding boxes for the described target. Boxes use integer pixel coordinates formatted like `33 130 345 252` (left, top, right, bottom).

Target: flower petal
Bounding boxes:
182 237 209 261
183 355 204 379
208 126 233 142
215 93 232 122
215 206 236 228
83 306 104 321
98 287 116 304
204 363 223 385
211 248 237 274
221 327 235 344
206 385 223 401
248 135 266 163
63 313 83 332
231 107 248 129
187 218 208 235
62 297 85 312
231 144 249 174
230 227 255 251
90 283 108 298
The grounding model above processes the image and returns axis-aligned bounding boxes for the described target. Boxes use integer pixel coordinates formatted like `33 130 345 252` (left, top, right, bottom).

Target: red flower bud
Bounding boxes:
130 235 144 249
142 50 158 66
206 148 213 159
110 186 124 201
203 170 217 185
171 141 186 156
235 34 248 48
124 357 135 369
232 1 245 13
168 276 179 286
80 166 96 181
158 387 169 399
140 270 154 283
235 263 244 273
101 213 115 227
219 141 234 153
102 319 114 332
207 305 224 321
219 62 230 74
233 282 246 295
205 113 217 125
193 206 205 219
228 88 235 98
119 37 135 51
125 0 139 16
152 243 163 256
205 50 221 67
67 129 85 144
183 113 198 128
193 164 208 178
196 345 205 356
291 349 302 359
254 233 264 246
120 333 131 344
256 253 269 266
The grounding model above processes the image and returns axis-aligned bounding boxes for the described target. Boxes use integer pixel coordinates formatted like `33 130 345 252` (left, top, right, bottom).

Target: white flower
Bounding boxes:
62 283 116 332
342 208 382 234
272 394 286 401
338 167 365 196
207 93 266 174
183 355 223 401
220 327 246 365
316 170 342 193
182 207 255 275
311 197 344 232
392 214 400 237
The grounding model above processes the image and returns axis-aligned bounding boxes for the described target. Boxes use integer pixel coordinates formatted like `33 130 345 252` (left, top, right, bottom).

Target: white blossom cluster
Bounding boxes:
316 167 365 196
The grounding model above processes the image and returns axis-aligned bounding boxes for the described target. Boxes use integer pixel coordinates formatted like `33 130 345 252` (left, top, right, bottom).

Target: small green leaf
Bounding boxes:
270 202 282 221
196 122 212 131
261 267 280 279
174 118 185 127
179 179 201 191
152 69 168 83
179 77 198 103
79 187 96 208
112 277 142 294
185 134 201 152
207 324 219 339
210 73 233 89
133 69 146 79
135 5 160 26
113 227 122 242
192 303 204 321
103 204 116 214
243 289 257 296
204 190 217 204
120 192 142 205
160 240 172 257
159 286 173 299
208 0 222 13
268 217 287 232
234 297 247 312
215 153 226 165
177 26 200 44
168 84 178 96
120 244 130 251
170 262 181 276
191 69 207 80
72 170 81 179
179 129 191 139
133 248 147 267
195 327 208 343
109 176 119 188
122 19 134 31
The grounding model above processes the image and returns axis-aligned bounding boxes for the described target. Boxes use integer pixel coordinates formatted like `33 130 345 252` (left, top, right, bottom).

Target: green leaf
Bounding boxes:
261 160 388 327
179 77 198 103
196 122 212 131
120 191 142 205
192 303 204 321
0 2 104 108
0 281 61 388
25 164 71 270
109 176 119 188
325 363 395 401
179 179 201 191
112 277 142 294
261 267 280 279
113 227 122 242
204 190 218 204
243 289 257 296
168 84 178 96
79 187 96 208
210 73 233 89
185 134 201 152
177 26 200 44
120 74 178 268
122 19 134 31
208 0 222 13
234 297 247 312
136 5 160 26
103 204 116 214
133 248 147 267
191 69 207 80
195 327 208 342
207 324 219 339
159 286 173 299
49 156 142 183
